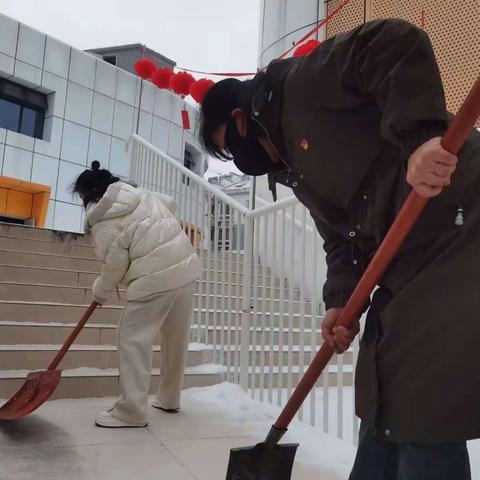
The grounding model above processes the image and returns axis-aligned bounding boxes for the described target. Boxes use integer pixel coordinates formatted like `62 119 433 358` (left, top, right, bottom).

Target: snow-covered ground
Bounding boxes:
0 383 479 479
190 384 480 478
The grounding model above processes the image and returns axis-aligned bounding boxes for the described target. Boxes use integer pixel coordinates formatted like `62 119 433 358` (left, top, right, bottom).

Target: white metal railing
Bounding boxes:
129 134 360 444
130 135 249 386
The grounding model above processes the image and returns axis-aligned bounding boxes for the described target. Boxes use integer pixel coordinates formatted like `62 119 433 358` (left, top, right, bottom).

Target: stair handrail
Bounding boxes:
130 134 249 215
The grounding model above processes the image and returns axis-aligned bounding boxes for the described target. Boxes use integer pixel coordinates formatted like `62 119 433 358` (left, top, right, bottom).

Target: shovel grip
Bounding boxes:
47 301 99 371
273 76 480 433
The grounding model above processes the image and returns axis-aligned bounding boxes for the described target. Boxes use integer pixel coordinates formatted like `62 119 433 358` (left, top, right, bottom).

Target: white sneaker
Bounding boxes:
151 399 179 413
95 410 148 428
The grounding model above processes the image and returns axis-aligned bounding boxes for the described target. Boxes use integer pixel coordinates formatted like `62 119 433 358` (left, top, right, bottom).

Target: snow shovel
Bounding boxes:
226 76 480 480
0 301 99 420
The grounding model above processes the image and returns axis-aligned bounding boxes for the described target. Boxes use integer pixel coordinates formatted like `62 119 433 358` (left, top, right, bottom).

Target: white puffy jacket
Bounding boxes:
84 182 201 302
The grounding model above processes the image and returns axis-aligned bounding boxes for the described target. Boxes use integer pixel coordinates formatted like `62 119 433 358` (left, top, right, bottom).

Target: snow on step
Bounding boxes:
0 342 213 351
0 364 226 379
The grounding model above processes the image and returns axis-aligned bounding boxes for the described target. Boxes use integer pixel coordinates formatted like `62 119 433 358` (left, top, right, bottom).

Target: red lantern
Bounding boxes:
293 40 321 57
181 109 191 130
152 68 174 89
134 58 156 79
169 71 195 97
190 78 215 104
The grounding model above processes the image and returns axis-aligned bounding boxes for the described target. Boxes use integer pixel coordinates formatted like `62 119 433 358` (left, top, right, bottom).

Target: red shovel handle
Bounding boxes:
274 76 480 432
47 301 99 371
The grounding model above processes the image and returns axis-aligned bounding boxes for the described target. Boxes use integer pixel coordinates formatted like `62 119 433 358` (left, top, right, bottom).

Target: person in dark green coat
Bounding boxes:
199 18 480 479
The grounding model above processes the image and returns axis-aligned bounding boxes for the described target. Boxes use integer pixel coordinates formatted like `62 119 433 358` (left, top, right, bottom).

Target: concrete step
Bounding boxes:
217 346 353 367
0 343 213 370
0 222 91 246
200 270 283 286
0 251 279 286
0 235 96 259
0 282 125 306
246 365 354 388
0 264 91 287
0 280 311 317
0 249 100 272
0 318 324 355
0 320 118 345
0 301 322 332
0 301 123 325
0 319 346 368
194 323 322 346
0 265 298 299
195 294 314 315
0 364 225 400
0 239 254 273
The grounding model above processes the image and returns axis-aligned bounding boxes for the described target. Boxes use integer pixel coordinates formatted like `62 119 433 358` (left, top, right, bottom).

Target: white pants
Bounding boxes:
111 282 195 423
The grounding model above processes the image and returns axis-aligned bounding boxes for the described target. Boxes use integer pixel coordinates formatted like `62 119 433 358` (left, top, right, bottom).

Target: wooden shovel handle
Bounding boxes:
47 301 99 371
274 77 480 431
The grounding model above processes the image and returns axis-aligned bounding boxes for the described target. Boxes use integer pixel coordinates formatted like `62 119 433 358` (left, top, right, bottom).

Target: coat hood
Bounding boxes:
84 182 141 232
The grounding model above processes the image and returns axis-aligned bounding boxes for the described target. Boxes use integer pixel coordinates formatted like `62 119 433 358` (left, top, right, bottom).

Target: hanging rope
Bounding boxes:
276 0 354 60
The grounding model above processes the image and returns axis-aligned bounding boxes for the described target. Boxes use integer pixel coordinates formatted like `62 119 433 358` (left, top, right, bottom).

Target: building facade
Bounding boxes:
208 172 251 209
86 44 176 76
0 12 205 233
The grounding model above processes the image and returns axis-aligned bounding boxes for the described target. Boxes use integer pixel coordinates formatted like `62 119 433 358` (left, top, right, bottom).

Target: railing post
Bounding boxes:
239 213 254 391
127 135 135 181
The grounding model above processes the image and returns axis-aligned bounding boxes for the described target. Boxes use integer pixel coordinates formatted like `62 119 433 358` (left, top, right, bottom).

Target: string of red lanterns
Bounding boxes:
132 24 325 130
134 57 216 106
133 35 318 106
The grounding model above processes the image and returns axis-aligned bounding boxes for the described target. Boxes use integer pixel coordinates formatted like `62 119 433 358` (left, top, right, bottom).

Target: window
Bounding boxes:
0 79 47 139
103 55 117 66
183 149 193 185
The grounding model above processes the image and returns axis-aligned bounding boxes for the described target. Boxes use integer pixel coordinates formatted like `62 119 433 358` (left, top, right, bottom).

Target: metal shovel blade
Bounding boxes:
0 370 61 420
226 442 299 480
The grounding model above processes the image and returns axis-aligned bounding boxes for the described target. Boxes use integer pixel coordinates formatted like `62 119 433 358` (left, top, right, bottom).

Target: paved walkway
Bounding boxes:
0 385 351 480
2 383 479 480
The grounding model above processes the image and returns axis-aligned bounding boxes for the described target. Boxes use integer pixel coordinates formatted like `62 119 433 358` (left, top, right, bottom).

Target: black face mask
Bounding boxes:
225 118 276 176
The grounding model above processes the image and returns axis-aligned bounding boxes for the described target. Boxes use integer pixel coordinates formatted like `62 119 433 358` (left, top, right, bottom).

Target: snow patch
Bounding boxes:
185 363 227 374
182 383 480 479
0 364 225 378
0 320 116 328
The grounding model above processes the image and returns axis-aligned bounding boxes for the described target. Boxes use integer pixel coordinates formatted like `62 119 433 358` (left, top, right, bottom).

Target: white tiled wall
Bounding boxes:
14 60 42 88
0 12 203 233
41 72 68 117
69 48 95 89
0 53 14 78
60 121 90 165
53 202 82 232
3 146 33 181
91 93 114 134
31 153 59 197
0 15 18 58
43 36 70 79
112 101 135 140
94 59 117 98
16 24 45 68
110 138 129 177
56 161 84 204
0 144 4 174
64 82 93 127
88 130 111 166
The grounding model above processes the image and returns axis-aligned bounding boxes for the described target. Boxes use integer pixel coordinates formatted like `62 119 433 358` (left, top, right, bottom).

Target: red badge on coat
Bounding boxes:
299 138 309 151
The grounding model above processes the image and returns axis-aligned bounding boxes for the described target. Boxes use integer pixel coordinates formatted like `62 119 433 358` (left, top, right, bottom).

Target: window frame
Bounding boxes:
0 78 47 139
102 54 117 66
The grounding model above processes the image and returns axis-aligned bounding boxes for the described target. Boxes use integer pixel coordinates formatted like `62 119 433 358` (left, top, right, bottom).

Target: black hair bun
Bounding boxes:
91 161 100 171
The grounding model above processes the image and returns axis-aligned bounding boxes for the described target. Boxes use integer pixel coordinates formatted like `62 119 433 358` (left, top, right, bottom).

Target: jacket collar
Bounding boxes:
251 58 298 162
84 182 140 232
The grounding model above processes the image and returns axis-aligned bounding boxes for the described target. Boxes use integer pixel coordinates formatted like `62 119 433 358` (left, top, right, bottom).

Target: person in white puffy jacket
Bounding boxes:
73 161 201 428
